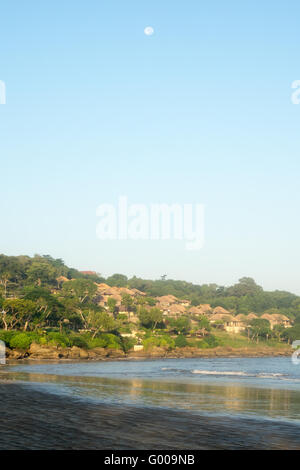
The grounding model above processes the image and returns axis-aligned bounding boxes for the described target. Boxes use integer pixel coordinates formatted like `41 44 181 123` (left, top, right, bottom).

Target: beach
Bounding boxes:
0 356 300 450
0 381 300 450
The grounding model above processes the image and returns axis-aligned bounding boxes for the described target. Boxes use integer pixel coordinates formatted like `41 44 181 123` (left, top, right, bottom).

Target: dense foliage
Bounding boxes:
0 254 299 351
126 275 300 319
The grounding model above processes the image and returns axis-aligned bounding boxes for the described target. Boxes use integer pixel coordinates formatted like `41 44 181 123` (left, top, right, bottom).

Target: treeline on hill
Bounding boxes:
107 274 300 319
0 254 299 352
2 254 300 318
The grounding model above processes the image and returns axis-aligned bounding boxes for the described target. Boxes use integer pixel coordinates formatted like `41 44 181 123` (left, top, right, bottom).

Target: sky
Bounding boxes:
0 1 300 294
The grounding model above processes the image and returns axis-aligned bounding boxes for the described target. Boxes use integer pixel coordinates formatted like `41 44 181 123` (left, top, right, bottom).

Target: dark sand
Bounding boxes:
0 382 299 450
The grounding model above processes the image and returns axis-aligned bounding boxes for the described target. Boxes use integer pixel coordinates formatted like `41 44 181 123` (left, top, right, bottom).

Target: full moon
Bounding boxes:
144 26 154 36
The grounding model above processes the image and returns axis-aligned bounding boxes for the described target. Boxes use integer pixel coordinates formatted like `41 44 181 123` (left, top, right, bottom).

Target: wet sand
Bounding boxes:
0 382 299 450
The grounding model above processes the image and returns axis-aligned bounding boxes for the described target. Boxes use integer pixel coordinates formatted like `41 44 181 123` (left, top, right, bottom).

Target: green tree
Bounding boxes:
272 324 286 342
23 287 65 328
169 316 191 335
59 297 83 330
107 274 128 287
121 293 136 319
1 299 38 331
60 279 98 330
249 318 271 343
138 307 163 330
62 279 97 303
26 257 58 287
228 277 263 298
85 310 116 339
0 272 11 298
196 315 211 336
107 297 118 318
283 324 300 344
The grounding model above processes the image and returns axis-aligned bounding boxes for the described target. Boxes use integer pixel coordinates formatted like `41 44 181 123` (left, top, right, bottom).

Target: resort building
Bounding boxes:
209 314 246 333
260 313 292 329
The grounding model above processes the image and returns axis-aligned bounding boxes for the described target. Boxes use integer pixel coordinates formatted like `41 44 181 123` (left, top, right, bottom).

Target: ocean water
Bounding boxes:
3 357 300 423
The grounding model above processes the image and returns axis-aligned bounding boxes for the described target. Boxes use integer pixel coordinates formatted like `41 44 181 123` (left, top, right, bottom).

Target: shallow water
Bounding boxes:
3 357 300 423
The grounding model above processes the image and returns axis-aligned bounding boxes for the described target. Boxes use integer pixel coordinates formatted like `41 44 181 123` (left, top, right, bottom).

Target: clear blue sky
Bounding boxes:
1 1 300 293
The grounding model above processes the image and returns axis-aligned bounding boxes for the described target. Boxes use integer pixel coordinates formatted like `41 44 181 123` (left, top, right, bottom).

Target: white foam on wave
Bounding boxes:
258 372 284 377
162 368 289 380
192 370 248 376
192 370 289 379
257 373 285 379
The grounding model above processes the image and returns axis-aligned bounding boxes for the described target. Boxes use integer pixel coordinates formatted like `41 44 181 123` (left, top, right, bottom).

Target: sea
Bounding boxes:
3 356 300 424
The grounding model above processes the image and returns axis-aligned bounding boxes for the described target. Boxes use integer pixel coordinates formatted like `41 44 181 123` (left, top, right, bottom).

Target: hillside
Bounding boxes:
0 254 299 359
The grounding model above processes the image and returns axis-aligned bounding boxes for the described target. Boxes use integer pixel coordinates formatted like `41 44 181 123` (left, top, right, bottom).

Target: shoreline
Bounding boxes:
5 344 292 363
0 382 299 450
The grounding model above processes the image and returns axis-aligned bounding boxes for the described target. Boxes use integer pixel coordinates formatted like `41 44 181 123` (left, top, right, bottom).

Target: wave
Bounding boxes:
161 369 291 380
257 373 285 378
192 370 248 376
192 370 288 379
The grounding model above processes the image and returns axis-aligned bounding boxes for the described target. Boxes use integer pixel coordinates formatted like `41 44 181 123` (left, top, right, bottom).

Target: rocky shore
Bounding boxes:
5 342 292 361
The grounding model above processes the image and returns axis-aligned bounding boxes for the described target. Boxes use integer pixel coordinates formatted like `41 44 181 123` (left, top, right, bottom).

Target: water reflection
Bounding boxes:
1 368 300 422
